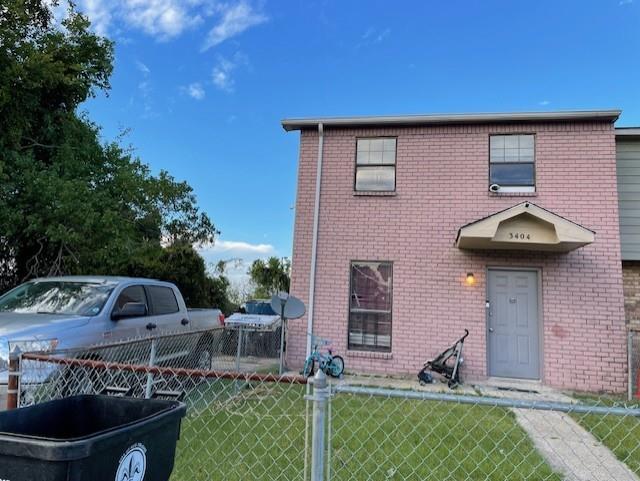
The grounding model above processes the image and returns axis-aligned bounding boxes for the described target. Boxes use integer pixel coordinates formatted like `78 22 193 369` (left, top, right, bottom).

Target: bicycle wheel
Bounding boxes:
328 355 344 378
302 358 315 378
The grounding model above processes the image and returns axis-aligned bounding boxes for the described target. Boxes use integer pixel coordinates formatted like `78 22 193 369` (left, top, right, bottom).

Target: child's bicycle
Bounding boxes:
302 335 345 378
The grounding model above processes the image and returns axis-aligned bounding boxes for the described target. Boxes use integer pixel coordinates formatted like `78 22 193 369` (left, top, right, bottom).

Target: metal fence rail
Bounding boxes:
10 328 640 481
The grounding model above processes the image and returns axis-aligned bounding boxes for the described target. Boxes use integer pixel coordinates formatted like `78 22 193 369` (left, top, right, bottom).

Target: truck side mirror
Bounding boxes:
112 302 146 320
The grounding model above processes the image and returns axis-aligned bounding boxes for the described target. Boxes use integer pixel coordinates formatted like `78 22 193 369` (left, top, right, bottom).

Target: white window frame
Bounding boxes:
489 134 536 193
354 137 397 192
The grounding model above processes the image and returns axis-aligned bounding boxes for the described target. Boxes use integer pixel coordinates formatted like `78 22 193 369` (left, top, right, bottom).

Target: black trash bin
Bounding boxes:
0 395 186 481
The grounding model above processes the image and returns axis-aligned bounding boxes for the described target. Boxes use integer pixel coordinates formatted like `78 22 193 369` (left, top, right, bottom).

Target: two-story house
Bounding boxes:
283 110 632 393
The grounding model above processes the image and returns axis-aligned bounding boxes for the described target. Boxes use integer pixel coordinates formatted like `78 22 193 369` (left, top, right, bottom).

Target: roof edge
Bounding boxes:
616 127 640 138
282 109 622 132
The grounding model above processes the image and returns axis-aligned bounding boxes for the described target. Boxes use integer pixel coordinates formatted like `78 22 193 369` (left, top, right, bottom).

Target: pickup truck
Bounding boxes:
0 276 224 385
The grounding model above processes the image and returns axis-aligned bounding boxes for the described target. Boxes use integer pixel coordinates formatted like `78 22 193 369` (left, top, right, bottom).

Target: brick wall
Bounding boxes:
288 120 626 393
623 261 640 330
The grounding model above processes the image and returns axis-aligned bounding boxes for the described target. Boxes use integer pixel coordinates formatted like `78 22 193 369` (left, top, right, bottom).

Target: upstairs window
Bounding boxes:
489 134 535 192
355 138 396 192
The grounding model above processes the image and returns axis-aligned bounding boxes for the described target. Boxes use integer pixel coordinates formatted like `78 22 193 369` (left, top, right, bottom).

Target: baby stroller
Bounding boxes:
418 329 469 389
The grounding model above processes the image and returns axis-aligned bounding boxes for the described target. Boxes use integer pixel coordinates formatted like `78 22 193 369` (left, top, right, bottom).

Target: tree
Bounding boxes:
0 1 217 293
248 257 291 299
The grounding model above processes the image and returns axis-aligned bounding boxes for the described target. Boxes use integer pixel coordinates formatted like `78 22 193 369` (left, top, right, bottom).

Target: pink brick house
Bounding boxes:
282 110 629 393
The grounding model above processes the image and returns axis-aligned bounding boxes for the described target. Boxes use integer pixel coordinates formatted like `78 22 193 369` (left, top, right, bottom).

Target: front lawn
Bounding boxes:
170 381 561 481
570 394 640 477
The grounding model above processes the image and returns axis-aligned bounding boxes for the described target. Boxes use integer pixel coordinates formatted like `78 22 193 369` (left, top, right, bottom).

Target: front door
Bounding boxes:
487 269 540 379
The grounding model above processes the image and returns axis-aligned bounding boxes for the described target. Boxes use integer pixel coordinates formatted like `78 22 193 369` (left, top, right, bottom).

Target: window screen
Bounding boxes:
147 286 180 315
348 261 392 352
489 134 535 189
355 138 396 191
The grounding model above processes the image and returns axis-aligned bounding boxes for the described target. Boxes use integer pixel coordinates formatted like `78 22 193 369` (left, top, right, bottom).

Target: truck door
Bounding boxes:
144 285 191 364
106 285 149 362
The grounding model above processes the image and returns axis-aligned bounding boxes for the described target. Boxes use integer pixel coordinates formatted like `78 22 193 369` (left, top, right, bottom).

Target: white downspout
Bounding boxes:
306 122 324 356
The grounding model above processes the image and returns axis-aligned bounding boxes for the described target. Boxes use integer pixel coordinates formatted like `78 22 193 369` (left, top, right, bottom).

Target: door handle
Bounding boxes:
181 318 190 326
488 327 494 333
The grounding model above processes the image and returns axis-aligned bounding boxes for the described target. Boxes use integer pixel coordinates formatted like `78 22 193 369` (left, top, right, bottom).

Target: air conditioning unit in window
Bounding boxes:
489 184 501 192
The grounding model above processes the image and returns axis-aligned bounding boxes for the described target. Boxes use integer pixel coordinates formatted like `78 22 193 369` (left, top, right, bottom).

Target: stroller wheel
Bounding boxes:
417 369 433 385
447 379 459 389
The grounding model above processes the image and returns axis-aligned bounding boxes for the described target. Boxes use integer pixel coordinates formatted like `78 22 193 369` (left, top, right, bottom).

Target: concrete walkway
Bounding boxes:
476 379 639 481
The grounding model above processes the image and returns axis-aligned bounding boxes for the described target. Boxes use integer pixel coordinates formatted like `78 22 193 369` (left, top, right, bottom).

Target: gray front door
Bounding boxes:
487 269 540 379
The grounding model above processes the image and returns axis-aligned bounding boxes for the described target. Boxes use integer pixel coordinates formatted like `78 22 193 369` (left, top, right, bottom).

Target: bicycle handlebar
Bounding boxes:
307 332 332 346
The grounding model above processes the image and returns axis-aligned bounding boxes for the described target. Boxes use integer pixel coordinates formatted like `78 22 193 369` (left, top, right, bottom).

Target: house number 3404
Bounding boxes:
509 232 531 240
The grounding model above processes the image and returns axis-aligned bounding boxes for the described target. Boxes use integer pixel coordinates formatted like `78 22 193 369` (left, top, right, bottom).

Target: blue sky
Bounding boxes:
65 0 640 282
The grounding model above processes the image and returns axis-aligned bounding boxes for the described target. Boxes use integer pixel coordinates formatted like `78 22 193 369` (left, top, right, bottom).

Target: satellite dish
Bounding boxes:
270 292 306 320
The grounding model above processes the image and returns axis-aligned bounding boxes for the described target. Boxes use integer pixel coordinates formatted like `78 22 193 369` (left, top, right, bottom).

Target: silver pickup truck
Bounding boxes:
0 276 224 385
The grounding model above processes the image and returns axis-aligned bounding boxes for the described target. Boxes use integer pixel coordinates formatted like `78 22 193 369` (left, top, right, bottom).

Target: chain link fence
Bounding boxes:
9 327 640 481
329 385 640 481
16 327 308 481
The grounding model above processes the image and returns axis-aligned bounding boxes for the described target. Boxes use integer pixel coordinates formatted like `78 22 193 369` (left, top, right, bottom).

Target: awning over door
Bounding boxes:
455 202 595 252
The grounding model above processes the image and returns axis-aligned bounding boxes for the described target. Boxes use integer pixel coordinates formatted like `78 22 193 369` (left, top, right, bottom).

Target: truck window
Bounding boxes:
114 286 148 314
147 286 179 315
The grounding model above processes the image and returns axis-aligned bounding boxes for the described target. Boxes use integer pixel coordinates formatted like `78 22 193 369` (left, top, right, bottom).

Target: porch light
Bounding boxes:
465 273 475 286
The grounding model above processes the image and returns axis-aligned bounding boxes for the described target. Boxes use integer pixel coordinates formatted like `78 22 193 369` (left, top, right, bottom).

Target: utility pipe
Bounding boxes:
306 123 324 356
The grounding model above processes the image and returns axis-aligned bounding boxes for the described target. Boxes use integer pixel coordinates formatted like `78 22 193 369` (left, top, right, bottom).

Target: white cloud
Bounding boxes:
80 0 113 36
134 60 157 118
212 53 247 92
204 240 275 255
197 239 277 283
121 0 202 41
135 60 151 74
539 100 551 106
619 0 633 5
55 0 266 45
358 27 391 48
202 1 268 51
184 82 206 100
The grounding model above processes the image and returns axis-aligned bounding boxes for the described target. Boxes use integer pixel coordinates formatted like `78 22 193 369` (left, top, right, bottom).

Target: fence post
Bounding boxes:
235 327 244 373
310 370 329 481
145 338 157 399
279 319 286 375
7 347 21 410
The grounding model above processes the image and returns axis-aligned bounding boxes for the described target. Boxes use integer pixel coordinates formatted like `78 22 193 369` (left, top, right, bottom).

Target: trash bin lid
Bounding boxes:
0 395 186 461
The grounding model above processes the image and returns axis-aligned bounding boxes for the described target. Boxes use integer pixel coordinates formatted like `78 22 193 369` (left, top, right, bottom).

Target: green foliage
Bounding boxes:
248 257 291 299
0 0 232 311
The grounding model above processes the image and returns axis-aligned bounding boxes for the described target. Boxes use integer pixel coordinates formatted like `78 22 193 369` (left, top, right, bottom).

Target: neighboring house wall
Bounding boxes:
617 138 640 259
618 137 640 331
289 120 626 393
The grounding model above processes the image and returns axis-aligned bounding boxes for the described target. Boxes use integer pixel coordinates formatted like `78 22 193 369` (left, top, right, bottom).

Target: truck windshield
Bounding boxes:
0 281 114 316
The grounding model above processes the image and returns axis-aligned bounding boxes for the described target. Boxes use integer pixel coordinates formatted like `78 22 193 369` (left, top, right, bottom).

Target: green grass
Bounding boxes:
170 382 562 481
171 381 309 481
330 394 560 481
570 393 640 477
